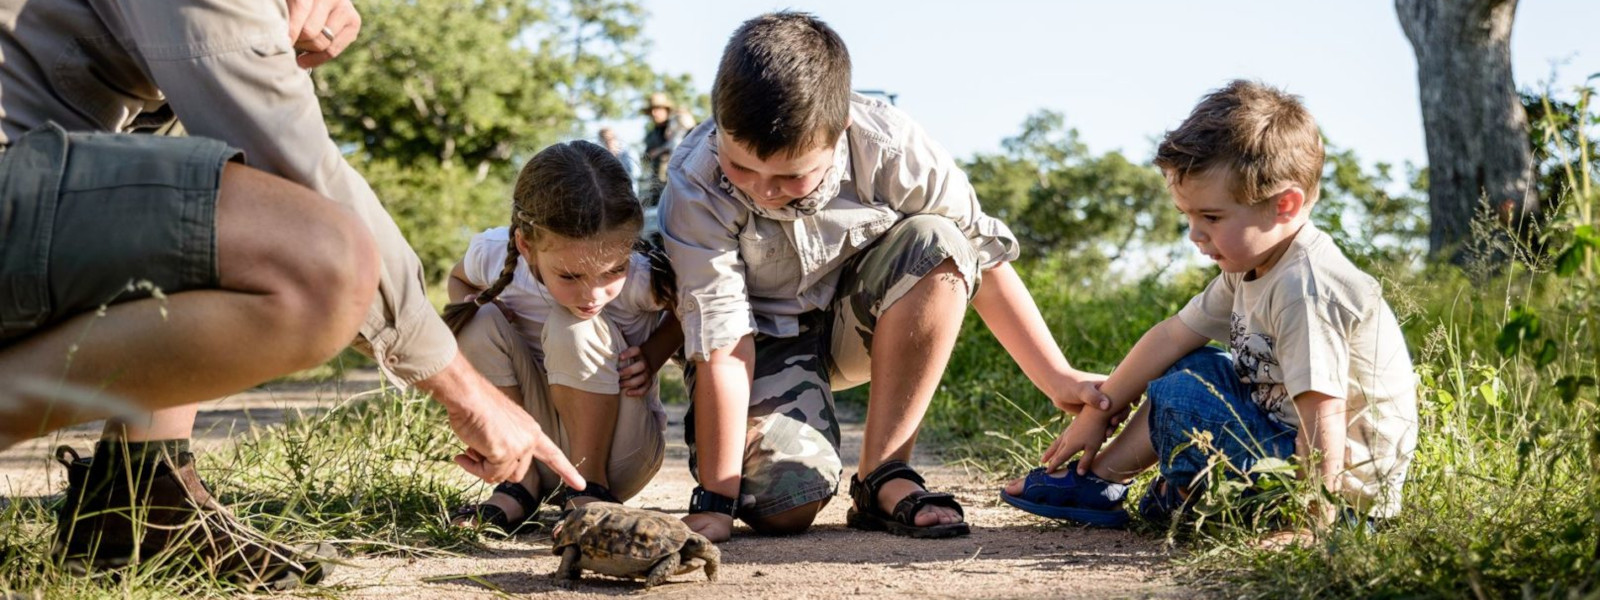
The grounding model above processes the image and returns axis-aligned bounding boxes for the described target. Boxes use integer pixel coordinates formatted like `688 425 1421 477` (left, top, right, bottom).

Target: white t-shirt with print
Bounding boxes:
462 226 668 429
1176 225 1418 518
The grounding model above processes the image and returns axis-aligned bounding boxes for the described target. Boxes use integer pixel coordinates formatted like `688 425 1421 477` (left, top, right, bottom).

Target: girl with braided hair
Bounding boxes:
445 140 681 534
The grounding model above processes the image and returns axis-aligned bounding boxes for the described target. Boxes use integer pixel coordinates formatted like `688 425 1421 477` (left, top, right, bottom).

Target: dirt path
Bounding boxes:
0 371 1180 599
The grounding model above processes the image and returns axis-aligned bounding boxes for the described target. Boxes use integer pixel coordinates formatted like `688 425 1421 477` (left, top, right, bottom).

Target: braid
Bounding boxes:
639 241 677 309
478 235 521 304
441 232 522 336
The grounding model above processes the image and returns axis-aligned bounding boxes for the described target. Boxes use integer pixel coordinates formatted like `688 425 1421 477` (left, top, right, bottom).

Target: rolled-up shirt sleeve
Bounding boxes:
107 0 455 386
879 117 1020 270
659 174 755 363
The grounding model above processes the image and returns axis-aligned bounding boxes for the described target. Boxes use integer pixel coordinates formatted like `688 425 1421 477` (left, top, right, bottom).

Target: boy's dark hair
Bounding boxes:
1154 80 1324 207
713 11 852 159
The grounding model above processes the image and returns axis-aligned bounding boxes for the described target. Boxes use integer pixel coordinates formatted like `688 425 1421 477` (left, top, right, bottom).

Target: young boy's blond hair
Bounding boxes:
1153 80 1325 207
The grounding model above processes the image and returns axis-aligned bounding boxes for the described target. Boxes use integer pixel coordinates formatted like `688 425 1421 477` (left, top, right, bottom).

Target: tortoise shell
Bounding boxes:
551 502 700 577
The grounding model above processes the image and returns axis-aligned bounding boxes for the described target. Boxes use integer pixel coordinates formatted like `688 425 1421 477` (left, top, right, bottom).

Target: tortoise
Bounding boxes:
550 502 721 588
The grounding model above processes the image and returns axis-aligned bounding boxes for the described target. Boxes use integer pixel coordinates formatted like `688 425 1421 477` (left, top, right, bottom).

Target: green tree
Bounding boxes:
311 0 695 281
963 111 1181 276
1316 146 1429 266
966 111 1431 276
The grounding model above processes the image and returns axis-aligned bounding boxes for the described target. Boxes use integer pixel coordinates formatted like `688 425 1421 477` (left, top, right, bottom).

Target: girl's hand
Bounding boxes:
618 346 656 397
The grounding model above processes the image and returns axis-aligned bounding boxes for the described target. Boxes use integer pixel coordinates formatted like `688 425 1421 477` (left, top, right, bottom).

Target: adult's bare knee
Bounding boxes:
744 500 827 536
216 165 379 368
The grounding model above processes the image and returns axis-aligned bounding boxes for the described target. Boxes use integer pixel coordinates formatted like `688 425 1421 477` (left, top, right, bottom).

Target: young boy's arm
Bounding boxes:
970 262 1111 412
1043 316 1210 474
1293 391 1348 529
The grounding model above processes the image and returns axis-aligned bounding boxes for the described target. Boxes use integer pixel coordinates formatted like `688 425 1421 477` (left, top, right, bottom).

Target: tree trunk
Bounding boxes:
1396 0 1534 264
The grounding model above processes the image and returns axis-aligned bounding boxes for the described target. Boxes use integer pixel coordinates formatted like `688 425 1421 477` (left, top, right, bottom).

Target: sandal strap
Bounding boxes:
494 481 543 514
54 445 82 469
892 490 965 526
556 482 619 507
452 501 508 523
848 460 928 513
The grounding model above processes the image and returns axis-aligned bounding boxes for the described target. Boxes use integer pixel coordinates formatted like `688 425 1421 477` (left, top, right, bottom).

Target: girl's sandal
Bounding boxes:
845 460 971 539
556 482 620 512
451 481 543 537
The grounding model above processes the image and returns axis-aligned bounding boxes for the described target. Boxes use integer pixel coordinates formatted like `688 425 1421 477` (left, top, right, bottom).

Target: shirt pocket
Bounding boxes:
49 35 161 132
739 229 800 298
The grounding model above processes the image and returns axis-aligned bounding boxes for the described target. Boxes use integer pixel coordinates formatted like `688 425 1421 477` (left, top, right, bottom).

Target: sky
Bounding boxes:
621 0 1600 171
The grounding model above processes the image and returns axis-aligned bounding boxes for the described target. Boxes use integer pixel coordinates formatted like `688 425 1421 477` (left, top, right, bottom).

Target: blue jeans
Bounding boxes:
1146 347 1297 490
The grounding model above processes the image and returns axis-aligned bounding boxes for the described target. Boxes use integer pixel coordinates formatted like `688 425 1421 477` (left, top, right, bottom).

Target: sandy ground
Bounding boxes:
0 370 1181 599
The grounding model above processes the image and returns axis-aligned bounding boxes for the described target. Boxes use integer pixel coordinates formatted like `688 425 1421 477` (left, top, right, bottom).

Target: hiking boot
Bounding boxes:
51 441 333 591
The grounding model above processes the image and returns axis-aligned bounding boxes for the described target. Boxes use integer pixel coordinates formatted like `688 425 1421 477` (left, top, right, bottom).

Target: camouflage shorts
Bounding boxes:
685 215 978 519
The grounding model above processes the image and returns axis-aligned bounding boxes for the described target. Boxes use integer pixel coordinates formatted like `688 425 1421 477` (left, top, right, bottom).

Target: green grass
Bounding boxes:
0 388 503 598
921 252 1600 598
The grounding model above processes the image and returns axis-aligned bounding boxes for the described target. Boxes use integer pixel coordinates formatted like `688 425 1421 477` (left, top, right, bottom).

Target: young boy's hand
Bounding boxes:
1041 411 1111 475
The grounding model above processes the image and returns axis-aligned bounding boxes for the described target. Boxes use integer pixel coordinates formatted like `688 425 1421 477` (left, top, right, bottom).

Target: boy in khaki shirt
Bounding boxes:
661 11 1108 541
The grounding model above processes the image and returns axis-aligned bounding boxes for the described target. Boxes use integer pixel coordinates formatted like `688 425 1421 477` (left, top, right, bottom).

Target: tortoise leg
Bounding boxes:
552 546 582 588
642 553 680 589
684 535 721 582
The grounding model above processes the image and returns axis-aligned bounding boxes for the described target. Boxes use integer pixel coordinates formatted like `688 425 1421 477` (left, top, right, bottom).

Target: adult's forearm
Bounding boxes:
693 335 755 499
413 352 489 414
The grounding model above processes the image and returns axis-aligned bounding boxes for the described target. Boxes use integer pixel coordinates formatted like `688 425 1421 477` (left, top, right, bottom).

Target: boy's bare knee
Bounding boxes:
921 258 970 297
744 500 827 536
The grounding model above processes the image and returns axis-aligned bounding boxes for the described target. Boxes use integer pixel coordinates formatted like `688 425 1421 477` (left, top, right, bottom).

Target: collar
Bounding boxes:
711 128 852 221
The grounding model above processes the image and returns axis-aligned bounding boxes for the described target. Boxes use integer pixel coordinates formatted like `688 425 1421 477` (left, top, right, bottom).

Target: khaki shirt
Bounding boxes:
0 0 455 386
661 94 1019 362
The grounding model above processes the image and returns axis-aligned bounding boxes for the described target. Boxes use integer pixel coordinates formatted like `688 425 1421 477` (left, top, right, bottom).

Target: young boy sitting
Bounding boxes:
1001 80 1418 535
660 12 1109 542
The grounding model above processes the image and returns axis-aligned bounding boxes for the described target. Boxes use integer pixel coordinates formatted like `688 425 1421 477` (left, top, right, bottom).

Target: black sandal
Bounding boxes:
553 482 620 510
846 460 971 538
451 481 543 537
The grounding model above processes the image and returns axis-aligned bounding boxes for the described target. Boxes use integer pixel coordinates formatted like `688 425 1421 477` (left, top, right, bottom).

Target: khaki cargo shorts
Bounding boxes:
0 122 238 346
685 214 979 519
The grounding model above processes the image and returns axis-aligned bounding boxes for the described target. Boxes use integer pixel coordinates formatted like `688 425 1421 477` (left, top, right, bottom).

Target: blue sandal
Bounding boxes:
1136 476 1193 526
1000 467 1131 528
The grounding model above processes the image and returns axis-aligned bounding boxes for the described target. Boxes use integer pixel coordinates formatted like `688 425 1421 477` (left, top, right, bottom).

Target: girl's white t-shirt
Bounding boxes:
462 226 667 428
